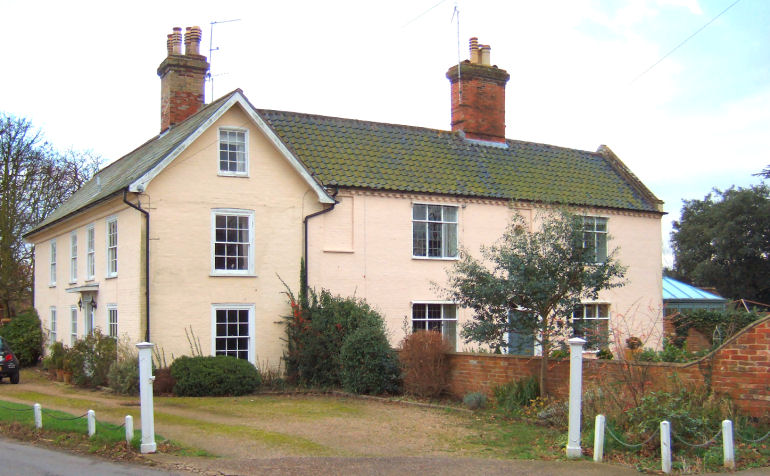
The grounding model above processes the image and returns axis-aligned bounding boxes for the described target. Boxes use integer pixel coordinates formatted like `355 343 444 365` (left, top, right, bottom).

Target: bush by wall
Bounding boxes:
170 355 261 396
399 330 452 398
283 284 388 388
68 330 117 388
0 309 43 367
340 326 401 395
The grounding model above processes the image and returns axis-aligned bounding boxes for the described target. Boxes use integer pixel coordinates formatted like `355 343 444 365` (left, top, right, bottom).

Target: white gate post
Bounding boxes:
661 420 672 474
125 415 134 444
87 410 95 437
33 403 42 429
722 420 735 469
136 342 156 454
593 414 605 462
566 337 586 458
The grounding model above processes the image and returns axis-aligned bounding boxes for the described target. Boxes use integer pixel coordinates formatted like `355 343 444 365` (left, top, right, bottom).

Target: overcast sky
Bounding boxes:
2 0 768 265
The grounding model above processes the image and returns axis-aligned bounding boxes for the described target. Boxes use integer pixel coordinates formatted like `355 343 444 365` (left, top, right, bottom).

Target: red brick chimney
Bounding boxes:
446 38 510 143
157 26 210 131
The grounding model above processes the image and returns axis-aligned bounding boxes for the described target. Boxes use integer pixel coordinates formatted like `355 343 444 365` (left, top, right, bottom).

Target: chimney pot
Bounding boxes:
171 27 182 55
184 26 202 56
480 45 491 66
469 37 480 64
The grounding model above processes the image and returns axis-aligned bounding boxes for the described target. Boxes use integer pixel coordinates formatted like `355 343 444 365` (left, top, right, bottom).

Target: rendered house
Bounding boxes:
24 28 664 367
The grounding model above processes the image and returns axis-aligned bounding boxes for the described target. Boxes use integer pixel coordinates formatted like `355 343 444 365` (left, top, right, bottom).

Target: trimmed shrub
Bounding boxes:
399 330 451 398
283 284 387 387
68 329 117 387
108 357 139 395
0 309 44 367
463 392 487 410
170 355 261 396
340 326 401 395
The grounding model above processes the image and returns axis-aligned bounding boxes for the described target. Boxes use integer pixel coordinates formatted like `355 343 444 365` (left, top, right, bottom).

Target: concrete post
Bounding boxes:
722 420 735 469
136 342 156 454
593 414 605 462
566 337 586 458
33 403 42 429
125 415 134 444
661 420 672 474
87 410 95 437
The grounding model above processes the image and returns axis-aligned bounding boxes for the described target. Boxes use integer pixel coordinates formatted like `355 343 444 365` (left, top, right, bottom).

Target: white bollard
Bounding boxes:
722 420 735 469
594 414 605 462
125 415 134 444
661 420 672 474
33 403 42 429
566 337 586 458
136 342 157 454
87 410 95 437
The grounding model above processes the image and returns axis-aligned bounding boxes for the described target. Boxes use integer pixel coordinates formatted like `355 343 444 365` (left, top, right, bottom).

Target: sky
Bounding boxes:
2 0 768 266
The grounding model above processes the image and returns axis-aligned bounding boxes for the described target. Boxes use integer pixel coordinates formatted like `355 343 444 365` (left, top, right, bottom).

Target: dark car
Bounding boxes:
0 337 19 384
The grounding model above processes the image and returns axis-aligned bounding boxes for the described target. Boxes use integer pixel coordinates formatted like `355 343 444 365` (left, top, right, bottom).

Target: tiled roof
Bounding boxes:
24 92 239 237
663 277 727 302
257 109 662 212
25 90 662 237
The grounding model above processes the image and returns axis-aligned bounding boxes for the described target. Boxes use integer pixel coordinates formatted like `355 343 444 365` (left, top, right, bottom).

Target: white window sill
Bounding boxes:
323 248 354 254
217 172 249 178
105 275 118 280
49 284 56 288
209 273 258 278
85 278 95 282
412 256 460 261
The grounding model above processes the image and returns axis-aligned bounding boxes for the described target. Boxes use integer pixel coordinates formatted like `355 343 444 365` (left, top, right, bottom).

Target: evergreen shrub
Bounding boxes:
68 329 117 387
340 326 401 395
108 357 139 395
170 355 261 396
0 309 44 367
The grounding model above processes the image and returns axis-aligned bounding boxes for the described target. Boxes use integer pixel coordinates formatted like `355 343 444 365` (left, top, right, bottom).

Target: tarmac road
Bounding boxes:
0 437 184 476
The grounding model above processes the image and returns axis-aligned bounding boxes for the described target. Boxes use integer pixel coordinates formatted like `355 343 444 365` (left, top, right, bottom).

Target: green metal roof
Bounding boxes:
25 89 662 237
256 109 662 212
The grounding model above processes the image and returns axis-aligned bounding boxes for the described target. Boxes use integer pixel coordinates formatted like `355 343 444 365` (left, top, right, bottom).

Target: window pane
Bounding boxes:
413 223 426 256
428 223 442 257
427 205 442 221
596 233 607 263
443 206 457 222
444 223 457 257
413 204 426 220
412 304 426 320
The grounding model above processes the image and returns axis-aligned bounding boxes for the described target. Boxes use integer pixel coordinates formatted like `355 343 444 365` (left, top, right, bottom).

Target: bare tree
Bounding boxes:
0 113 100 316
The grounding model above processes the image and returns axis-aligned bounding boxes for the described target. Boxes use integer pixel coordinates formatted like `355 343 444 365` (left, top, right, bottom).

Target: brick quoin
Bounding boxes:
446 316 770 417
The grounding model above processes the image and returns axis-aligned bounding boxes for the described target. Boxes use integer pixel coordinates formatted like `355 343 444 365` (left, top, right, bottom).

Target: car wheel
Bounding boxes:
10 372 19 384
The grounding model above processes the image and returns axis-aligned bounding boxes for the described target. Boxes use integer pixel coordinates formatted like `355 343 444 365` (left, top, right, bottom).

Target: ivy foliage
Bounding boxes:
671 309 763 348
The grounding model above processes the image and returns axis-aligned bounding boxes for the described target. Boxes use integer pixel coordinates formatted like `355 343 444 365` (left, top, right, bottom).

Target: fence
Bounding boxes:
594 414 770 473
447 315 770 416
0 401 134 442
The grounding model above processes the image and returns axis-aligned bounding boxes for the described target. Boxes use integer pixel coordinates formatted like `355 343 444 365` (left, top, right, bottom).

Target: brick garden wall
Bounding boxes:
447 316 770 417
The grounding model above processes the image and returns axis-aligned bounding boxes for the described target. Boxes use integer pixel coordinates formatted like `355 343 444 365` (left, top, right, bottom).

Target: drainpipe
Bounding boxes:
123 189 151 342
302 190 337 294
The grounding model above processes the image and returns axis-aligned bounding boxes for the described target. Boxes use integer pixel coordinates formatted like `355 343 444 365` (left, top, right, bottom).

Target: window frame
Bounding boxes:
217 127 249 177
411 302 458 351
411 203 459 260
70 306 78 346
106 217 118 277
582 216 608 264
69 231 78 283
49 307 57 344
210 209 255 276
107 304 118 339
210 304 255 363
49 240 57 286
86 224 95 280
571 302 610 352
